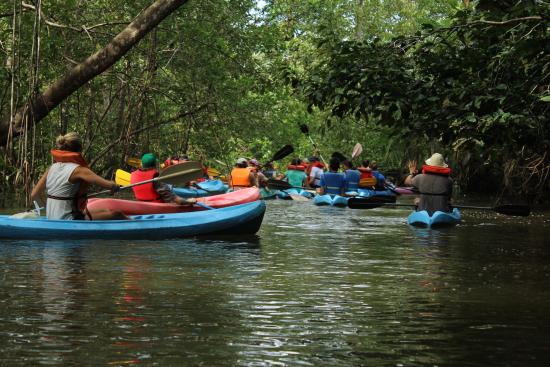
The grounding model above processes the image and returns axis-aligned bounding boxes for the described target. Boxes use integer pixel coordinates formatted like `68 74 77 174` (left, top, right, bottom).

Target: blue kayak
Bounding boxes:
260 188 278 200
408 208 461 227
0 201 265 240
313 194 349 207
276 188 314 200
172 180 228 198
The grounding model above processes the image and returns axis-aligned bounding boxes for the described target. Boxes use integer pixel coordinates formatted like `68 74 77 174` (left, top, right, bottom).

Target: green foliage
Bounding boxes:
301 0 550 198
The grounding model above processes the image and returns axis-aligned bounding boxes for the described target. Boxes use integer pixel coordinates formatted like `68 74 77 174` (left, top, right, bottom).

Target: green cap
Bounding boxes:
141 153 157 169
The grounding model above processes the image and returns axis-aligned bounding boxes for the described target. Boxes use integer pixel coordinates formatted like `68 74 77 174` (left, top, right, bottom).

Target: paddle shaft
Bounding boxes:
88 170 196 198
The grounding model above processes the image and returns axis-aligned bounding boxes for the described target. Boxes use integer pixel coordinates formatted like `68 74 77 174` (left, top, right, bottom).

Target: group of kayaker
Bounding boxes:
30 132 453 221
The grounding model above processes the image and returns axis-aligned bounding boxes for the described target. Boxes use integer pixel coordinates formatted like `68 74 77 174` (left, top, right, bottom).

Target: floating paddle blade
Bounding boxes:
299 124 309 134
351 143 363 159
348 198 386 209
271 145 294 162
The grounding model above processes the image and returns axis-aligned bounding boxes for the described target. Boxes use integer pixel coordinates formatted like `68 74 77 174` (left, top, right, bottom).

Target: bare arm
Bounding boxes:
70 166 116 189
30 169 49 206
249 172 258 187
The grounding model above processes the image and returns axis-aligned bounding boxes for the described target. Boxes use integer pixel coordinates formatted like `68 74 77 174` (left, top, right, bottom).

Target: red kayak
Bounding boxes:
87 188 260 215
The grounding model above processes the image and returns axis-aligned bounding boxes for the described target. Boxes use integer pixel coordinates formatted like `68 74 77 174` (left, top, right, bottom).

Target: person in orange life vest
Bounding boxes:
131 153 197 205
31 132 129 220
404 153 453 215
230 158 257 189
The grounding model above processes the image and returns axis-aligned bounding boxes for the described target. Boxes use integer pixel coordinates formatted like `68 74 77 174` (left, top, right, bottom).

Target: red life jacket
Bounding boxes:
306 161 325 175
357 166 373 179
287 164 306 171
422 165 451 176
50 149 89 214
130 169 163 202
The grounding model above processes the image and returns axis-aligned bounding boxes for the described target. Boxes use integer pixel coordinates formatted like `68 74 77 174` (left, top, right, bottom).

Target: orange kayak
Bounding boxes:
87 188 260 215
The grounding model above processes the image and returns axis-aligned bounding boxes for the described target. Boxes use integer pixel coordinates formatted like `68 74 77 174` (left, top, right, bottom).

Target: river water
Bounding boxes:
1 198 549 366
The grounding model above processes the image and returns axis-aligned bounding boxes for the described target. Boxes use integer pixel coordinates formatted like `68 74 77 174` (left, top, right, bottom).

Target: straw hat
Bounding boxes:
425 153 448 168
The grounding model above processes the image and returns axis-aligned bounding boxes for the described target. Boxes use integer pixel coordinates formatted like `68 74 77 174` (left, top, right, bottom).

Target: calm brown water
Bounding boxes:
1 198 549 366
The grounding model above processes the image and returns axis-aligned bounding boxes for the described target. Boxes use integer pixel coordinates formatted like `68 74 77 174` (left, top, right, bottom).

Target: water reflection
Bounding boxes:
0 200 549 366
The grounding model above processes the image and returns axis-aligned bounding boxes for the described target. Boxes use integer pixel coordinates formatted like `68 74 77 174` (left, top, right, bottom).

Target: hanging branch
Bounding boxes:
0 0 190 147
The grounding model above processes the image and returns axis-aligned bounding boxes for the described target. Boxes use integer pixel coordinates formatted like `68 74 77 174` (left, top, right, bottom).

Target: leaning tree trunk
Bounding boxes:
0 0 189 146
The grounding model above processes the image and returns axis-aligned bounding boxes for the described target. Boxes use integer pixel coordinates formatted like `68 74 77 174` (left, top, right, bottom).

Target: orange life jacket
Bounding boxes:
306 161 325 175
422 165 452 176
231 167 252 188
287 164 306 171
357 167 376 187
130 169 163 202
50 149 89 214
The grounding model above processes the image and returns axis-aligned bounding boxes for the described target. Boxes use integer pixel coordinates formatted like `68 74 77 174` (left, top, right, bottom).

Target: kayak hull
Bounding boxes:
172 180 228 198
313 194 349 207
355 188 396 198
408 208 461 227
0 201 266 240
276 188 313 200
260 188 278 200
87 188 260 215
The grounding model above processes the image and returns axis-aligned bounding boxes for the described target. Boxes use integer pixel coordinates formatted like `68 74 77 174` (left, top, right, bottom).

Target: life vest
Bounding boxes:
231 167 252 188
344 169 361 191
357 167 376 187
287 164 306 171
307 161 324 175
50 149 89 215
321 172 346 195
130 169 163 202
422 165 451 176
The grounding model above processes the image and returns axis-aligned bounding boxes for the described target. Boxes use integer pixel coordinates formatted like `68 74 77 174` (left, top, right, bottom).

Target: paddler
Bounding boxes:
229 157 257 189
248 158 268 187
342 160 360 194
404 153 453 215
131 153 197 205
307 156 324 189
278 158 308 188
31 132 129 220
318 157 346 195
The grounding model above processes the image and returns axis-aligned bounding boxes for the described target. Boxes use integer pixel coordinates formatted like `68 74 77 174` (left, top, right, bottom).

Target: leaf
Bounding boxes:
540 96 550 102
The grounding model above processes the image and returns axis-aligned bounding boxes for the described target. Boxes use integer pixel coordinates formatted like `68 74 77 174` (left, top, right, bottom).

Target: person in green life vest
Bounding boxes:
278 158 308 188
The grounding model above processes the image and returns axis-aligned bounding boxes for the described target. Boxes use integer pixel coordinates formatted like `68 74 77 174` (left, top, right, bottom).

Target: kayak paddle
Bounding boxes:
265 144 294 165
89 161 203 198
115 168 131 186
351 143 363 160
347 197 531 216
265 178 311 201
126 157 141 168
299 124 326 165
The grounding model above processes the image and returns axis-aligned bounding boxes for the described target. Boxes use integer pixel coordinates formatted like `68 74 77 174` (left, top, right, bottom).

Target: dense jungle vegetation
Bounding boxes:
0 0 548 202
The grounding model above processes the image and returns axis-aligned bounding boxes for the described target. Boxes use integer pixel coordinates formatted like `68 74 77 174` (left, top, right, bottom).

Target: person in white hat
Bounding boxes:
404 153 453 215
229 157 258 189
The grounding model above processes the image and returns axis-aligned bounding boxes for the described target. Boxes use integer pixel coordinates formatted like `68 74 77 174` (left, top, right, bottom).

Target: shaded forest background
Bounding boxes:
0 0 548 203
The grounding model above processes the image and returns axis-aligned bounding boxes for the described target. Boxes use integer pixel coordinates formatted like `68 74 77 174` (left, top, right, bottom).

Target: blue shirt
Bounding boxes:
320 172 346 195
372 170 386 189
344 169 361 191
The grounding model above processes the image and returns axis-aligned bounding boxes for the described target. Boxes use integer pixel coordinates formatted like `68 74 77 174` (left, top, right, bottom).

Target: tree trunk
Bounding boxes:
0 0 189 146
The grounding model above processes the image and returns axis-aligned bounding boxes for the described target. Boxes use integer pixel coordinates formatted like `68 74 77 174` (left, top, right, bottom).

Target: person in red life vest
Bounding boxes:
230 158 257 189
404 153 453 215
131 153 197 205
31 132 129 220
357 159 376 188
164 154 189 168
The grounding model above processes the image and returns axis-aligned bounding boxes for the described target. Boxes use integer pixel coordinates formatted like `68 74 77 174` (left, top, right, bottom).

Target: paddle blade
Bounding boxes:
159 161 204 186
267 178 293 190
299 124 309 134
271 145 294 162
352 143 363 159
493 204 531 217
126 157 141 168
207 167 221 177
115 169 131 186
